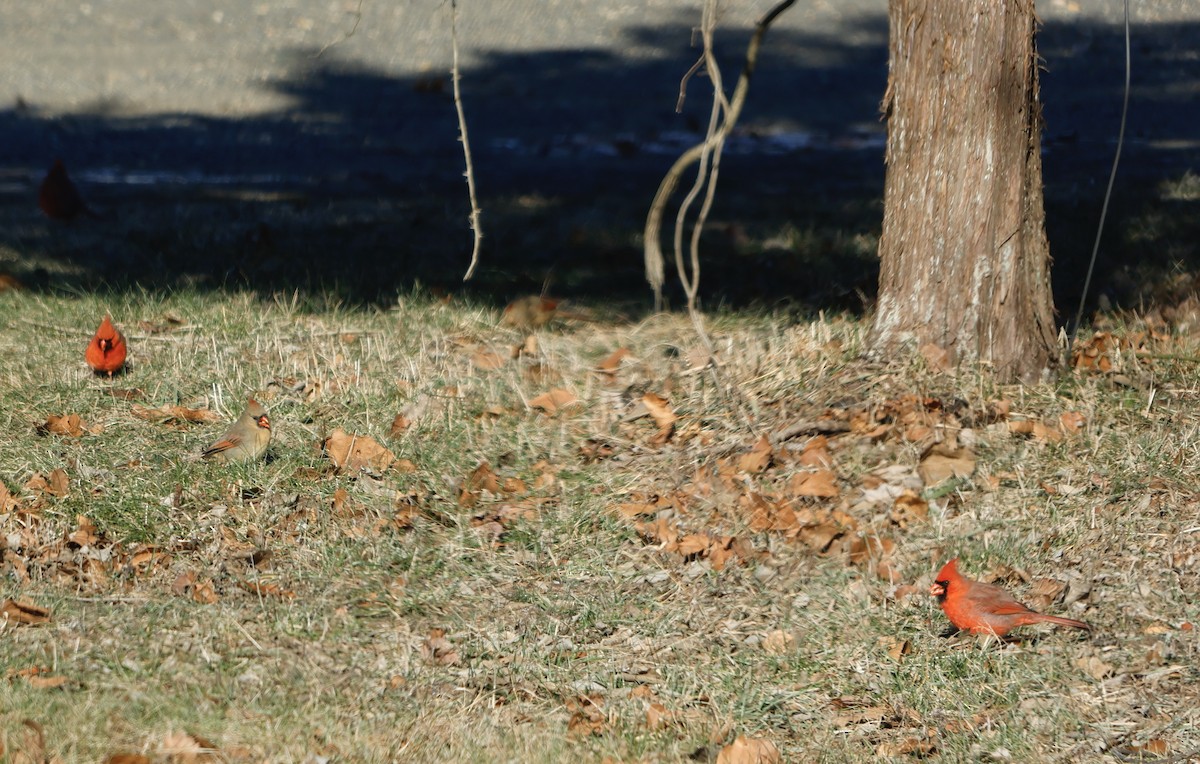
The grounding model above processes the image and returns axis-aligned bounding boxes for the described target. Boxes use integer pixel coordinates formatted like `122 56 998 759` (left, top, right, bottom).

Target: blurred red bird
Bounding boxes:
930 558 1091 637
39 159 98 221
86 314 127 377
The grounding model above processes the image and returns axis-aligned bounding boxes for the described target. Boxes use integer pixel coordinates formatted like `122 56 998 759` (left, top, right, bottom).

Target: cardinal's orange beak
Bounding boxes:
929 581 947 597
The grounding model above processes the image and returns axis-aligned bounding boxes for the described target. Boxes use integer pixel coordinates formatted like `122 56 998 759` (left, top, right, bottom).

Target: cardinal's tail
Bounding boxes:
1033 614 1091 631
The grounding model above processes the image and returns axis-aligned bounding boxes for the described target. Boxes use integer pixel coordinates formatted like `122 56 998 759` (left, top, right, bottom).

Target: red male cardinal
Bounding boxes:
202 398 272 463
86 314 127 377
39 159 98 221
930 558 1091 637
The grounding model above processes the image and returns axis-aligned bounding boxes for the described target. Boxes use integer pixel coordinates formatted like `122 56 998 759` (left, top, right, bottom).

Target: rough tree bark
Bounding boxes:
870 0 1057 382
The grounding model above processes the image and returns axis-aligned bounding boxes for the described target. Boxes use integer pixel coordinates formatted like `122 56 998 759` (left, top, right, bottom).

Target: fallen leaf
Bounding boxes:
738 436 773 474
1007 419 1064 443
26 675 68 690
192 580 219 605
1028 578 1067 611
1059 411 1086 434
529 388 579 415
172 571 197 597
477 405 507 423
156 731 219 761
0 480 21 512
918 444 976 486
68 515 99 546
459 461 500 506
47 468 70 498
676 533 712 558
1075 655 1114 680
421 628 460 666
798 436 834 468
471 348 506 371
762 630 795 654
798 523 842 551
876 737 936 757
238 580 295 599
323 428 396 472
1123 740 1170 758
919 342 952 373
14 720 50 764
789 470 839 498
717 735 781 764
885 638 912 661
566 694 607 737
36 413 85 437
389 413 411 438
597 347 630 381
890 491 928 528
642 392 677 430
1 599 51 626
105 755 153 764
645 701 672 730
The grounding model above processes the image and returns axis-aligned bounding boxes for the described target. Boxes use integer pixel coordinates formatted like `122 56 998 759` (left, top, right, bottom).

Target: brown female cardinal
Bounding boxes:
202 398 272 463
86 314 127 377
501 296 561 330
39 159 99 221
931 558 1091 637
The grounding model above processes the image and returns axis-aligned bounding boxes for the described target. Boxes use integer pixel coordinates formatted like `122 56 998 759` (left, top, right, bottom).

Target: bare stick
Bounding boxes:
452 0 484 281
672 3 723 320
314 0 364 59
675 56 705 113
683 1 734 351
644 0 796 309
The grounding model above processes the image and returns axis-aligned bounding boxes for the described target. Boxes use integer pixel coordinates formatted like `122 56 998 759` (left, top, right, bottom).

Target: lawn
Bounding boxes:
1 284 1198 763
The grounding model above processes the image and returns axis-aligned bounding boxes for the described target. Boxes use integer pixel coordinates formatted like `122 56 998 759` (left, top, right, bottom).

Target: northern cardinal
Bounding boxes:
38 159 99 221
930 558 1091 637
501 296 561 330
501 296 597 331
86 314 127 377
202 398 272 463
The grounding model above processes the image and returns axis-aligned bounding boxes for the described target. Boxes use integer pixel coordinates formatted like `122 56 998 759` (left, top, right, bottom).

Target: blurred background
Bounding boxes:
0 0 1195 315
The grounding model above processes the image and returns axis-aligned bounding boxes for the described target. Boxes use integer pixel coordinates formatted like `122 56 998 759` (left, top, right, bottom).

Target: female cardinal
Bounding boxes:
39 159 98 221
202 398 272 463
930 558 1091 637
86 314 127 377
501 296 561 331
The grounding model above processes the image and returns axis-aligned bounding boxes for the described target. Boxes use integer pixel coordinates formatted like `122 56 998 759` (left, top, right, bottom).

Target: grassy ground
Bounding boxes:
1 284 1198 763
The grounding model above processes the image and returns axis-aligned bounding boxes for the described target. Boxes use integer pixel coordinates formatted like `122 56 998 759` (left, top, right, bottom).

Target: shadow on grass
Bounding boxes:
0 9 1196 317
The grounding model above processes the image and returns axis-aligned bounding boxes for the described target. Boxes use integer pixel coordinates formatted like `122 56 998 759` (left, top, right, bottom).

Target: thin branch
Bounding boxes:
452 0 484 281
675 55 706 113
644 0 796 311
313 0 364 59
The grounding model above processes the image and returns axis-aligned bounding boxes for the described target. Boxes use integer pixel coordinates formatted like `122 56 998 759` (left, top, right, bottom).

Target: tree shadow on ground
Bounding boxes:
0 9 1195 319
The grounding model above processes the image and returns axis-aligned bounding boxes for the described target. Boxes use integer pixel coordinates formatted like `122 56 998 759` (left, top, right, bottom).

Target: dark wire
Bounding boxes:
1069 0 1131 344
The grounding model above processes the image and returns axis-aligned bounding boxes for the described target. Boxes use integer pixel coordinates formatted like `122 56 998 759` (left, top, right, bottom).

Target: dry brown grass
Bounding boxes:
1 290 1198 762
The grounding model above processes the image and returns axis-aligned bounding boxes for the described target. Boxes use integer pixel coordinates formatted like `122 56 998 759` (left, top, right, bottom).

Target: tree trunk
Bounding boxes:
870 0 1057 382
